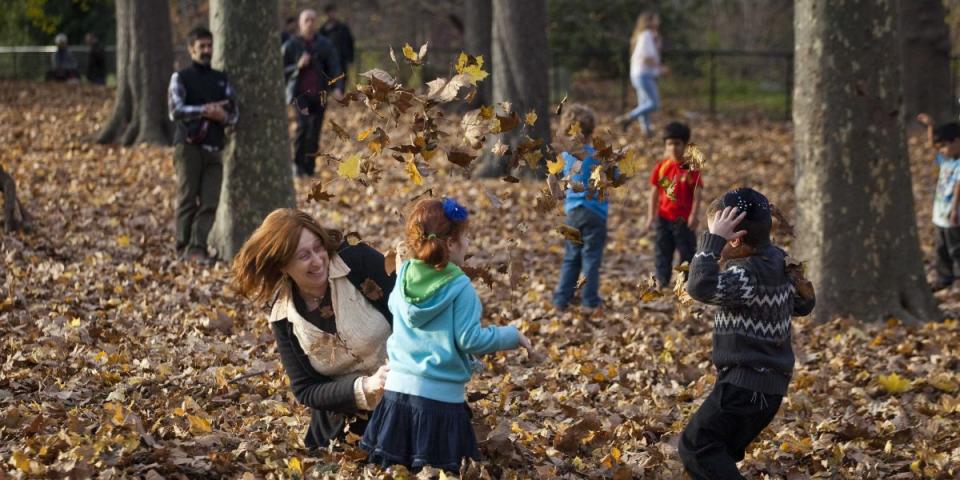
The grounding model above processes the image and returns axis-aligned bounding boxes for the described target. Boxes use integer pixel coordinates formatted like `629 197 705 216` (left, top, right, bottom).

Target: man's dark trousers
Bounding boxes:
174 143 222 252
293 96 325 176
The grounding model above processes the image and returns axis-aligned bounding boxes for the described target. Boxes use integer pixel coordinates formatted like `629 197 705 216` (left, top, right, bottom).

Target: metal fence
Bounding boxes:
1 44 798 118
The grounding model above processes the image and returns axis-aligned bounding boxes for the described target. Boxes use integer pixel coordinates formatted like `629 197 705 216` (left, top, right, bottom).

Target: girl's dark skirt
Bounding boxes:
360 390 479 471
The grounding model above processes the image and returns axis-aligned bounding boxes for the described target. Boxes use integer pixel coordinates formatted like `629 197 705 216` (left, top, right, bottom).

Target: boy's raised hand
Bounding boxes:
917 113 933 126
708 207 747 241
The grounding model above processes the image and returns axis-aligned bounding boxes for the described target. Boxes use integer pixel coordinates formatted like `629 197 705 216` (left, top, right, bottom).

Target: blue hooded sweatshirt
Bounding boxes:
384 260 521 403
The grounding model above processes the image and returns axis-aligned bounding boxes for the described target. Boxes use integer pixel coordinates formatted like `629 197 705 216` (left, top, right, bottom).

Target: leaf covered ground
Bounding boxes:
2 81 960 479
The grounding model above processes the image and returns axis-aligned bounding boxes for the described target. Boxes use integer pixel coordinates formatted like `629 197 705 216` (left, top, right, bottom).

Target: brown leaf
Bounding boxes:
446 148 477 168
360 278 384 301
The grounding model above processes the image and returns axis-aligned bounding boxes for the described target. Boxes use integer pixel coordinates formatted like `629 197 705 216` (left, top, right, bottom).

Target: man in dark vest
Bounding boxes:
282 9 342 177
320 4 354 87
167 26 238 262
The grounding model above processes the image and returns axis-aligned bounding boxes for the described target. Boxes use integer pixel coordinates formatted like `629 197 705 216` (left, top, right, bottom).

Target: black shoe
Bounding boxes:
932 281 953 293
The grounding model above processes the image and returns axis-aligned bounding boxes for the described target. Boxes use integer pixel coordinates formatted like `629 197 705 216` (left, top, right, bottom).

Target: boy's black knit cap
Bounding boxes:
715 187 773 246
934 122 960 144
719 187 771 223
663 122 691 143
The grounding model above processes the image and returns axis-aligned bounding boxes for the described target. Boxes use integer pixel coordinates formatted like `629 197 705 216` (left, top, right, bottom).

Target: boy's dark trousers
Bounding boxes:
293 95 326 176
935 226 960 286
654 216 696 286
678 383 783 480
174 143 222 253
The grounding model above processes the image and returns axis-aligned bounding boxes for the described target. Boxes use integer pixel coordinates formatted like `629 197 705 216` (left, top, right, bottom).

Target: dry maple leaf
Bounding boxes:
360 278 384 301
555 224 582 244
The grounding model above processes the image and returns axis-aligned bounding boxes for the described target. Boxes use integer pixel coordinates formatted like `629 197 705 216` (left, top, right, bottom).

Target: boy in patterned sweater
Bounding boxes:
679 188 815 480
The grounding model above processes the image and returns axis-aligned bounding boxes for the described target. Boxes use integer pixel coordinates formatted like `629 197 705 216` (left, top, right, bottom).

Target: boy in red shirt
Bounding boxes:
642 122 702 287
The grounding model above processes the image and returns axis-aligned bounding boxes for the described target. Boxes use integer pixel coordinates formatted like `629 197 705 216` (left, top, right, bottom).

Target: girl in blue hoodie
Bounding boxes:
361 197 532 471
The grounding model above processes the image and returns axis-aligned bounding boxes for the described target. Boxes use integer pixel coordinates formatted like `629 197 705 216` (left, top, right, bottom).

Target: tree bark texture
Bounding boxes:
899 0 952 124
793 0 939 324
1 166 29 232
464 0 492 107
207 0 295 261
97 0 173 146
477 0 551 177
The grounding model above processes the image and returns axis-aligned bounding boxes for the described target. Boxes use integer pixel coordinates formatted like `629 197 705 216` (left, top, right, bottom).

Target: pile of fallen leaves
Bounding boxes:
2 73 960 479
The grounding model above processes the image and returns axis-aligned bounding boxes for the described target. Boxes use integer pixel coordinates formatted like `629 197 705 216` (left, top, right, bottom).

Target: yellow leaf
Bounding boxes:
525 110 538 126
547 156 565 175
877 373 911 394
12 451 30 473
402 43 417 62
456 53 488 85
611 446 622 462
462 64 489 85
187 414 212 433
338 154 361 179
479 105 494 119
356 126 374 141
116 234 130 247
405 161 423 185
618 149 643 177
288 457 302 474
439 471 449 480
567 121 581 138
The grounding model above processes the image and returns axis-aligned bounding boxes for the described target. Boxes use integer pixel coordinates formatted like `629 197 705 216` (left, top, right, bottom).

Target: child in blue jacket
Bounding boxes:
361 197 532 471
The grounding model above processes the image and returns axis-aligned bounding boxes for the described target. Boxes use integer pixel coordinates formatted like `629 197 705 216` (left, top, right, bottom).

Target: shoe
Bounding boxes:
185 247 209 264
614 115 631 132
580 304 605 317
932 281 953 293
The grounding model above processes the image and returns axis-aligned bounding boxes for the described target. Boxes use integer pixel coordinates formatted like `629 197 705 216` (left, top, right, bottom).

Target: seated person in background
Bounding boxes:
47 33 80 82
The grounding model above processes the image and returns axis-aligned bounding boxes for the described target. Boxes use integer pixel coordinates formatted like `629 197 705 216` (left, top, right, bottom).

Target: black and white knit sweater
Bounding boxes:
686 232 815 395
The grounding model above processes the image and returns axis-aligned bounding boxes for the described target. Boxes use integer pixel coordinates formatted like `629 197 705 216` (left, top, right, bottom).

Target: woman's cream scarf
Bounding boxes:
268 253 389 378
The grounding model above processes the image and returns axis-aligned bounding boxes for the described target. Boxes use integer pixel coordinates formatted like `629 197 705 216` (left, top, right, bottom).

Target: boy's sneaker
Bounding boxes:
580 304 605 318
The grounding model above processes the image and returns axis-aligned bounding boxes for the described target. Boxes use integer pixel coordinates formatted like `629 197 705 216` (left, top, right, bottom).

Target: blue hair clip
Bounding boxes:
442 197 468 223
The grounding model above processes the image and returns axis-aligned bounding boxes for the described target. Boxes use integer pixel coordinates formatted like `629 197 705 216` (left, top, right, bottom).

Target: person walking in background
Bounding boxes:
281 16 297 45
47 33 79 82
167 27 238 263
283 9 343 178
84 33 106 85
616 12 668 135
320 4 355 88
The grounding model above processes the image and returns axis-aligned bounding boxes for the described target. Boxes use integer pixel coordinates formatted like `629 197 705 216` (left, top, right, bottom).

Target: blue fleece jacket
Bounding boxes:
384 260 521 403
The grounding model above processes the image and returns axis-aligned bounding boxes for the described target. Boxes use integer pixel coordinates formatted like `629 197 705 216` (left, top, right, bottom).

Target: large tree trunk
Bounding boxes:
899 0 952 124
464 0 492 107
207 0 295 261
97 0 173 146
476 0 551 177
0 166 30 232
794 0 939 324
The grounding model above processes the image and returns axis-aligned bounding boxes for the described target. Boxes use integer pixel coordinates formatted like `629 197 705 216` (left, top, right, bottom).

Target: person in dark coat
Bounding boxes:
84 33 106 85
282 9 343 177
320 4 355 87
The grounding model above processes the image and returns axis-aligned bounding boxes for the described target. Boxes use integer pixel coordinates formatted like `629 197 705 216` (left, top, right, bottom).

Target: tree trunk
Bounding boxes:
207 0 295 261
899 0 952 124
476 0 551 177
97 0 173 146
0 166 29 232
793 0 939 324
464 0 492 107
